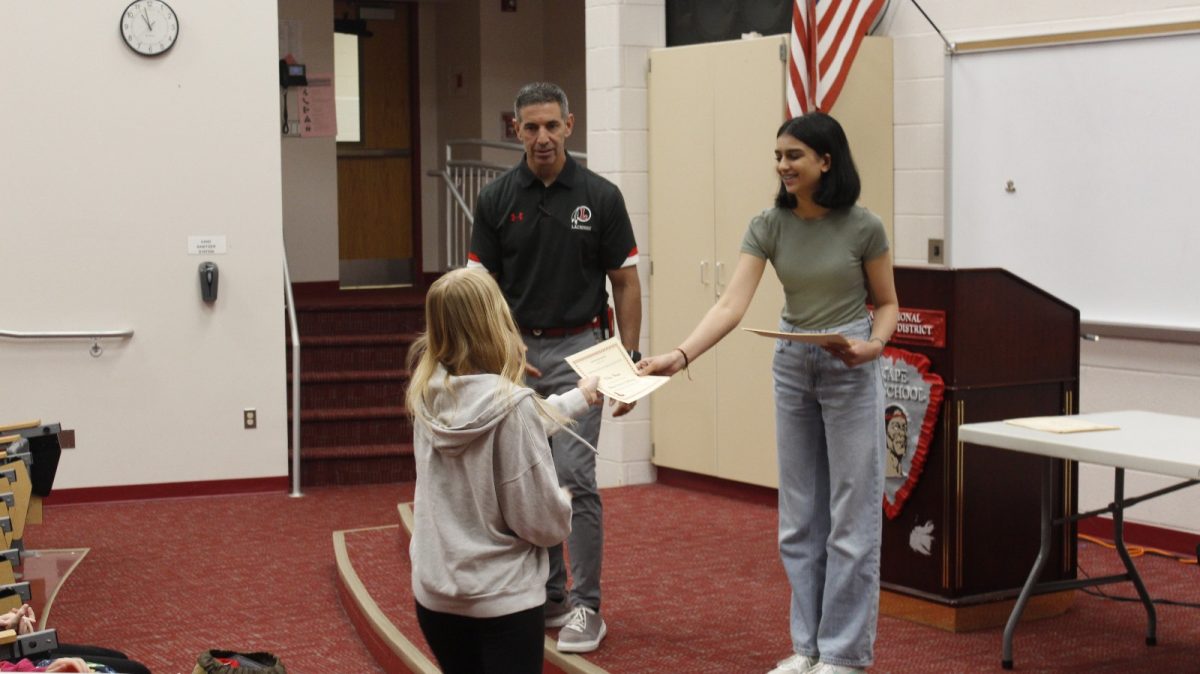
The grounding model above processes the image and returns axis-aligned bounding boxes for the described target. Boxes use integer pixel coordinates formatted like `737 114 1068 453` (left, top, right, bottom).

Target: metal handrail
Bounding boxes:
0 329 133 339
283 251 303 498
434 139 588 268
0 328 133 357
441 166 476 223
446 137 525 153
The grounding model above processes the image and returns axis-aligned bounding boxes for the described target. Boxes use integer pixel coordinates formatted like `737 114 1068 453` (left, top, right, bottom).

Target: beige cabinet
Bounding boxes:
648 36 893 488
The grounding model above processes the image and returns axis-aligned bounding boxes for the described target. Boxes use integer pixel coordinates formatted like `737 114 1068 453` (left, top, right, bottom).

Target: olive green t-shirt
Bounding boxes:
740 205 889 330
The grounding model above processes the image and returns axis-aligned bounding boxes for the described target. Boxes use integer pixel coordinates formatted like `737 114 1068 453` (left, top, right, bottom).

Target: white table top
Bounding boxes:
958 410 1200 481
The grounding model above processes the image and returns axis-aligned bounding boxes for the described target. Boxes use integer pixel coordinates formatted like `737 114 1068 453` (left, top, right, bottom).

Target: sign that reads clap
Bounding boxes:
881 348 944 520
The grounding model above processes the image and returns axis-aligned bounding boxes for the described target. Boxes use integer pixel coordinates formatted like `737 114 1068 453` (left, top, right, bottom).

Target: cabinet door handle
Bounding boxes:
715 261 725 297
700 260 709 285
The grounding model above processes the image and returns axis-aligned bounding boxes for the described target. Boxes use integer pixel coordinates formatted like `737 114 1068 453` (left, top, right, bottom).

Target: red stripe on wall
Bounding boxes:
43 476 291 505
1077 516 1200 557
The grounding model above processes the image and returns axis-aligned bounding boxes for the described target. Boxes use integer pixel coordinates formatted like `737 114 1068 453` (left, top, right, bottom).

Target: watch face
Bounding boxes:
120 0 179 56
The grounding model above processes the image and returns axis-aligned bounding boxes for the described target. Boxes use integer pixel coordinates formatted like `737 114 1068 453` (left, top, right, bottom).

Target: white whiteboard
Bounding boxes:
947 31 1200 332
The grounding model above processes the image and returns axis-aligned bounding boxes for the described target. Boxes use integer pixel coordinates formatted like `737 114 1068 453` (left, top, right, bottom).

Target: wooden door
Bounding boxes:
336 3 418 287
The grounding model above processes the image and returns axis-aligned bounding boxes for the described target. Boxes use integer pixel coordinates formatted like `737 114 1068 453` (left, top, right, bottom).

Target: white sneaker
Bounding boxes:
768 653 819 674
808 664 866 674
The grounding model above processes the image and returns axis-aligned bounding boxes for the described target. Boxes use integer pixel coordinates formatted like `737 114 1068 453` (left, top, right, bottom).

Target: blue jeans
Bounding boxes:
772 316 884 668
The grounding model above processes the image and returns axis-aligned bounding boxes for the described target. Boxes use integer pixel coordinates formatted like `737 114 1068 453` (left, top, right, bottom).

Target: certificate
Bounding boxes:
743 327 850 348
564 337 670 404
1004 416 1121 434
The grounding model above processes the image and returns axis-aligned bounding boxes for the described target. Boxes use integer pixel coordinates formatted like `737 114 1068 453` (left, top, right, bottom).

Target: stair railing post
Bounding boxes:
283 250 303 498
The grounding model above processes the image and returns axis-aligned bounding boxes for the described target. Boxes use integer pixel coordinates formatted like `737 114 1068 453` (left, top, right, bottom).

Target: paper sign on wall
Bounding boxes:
188 236 227 255
300 73 337 138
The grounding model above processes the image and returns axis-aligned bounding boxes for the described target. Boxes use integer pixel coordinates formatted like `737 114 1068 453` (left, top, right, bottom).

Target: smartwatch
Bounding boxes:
628 349 642 362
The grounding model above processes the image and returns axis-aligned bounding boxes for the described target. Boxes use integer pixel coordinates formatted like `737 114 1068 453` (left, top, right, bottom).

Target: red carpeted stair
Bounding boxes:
287 282 426 486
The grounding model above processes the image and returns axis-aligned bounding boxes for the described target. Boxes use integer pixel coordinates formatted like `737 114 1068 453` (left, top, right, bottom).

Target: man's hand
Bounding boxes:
610 399 636 417
525 362 543 378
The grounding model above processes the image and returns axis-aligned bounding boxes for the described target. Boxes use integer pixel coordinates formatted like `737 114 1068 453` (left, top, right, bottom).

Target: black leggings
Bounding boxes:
415 601 544 674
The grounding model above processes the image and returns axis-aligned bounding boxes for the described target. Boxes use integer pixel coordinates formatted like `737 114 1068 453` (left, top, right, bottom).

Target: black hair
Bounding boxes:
514 82 570 120
774 112 861 210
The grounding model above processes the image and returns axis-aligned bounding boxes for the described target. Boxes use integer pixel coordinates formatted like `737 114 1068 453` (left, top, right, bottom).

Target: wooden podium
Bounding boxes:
879 267 1079 630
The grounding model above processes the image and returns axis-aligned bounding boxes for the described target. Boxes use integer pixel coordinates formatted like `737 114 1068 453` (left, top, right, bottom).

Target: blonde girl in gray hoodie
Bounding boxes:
406 268 599 674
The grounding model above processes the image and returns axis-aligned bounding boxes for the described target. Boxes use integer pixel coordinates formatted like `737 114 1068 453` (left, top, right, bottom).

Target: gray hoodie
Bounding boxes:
409 367 585 618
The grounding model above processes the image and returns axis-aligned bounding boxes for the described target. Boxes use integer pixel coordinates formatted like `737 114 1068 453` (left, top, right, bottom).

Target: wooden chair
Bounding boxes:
0 423 60 659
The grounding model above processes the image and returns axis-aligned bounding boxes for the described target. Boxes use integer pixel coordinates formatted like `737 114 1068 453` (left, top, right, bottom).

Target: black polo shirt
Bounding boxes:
468 154 638 330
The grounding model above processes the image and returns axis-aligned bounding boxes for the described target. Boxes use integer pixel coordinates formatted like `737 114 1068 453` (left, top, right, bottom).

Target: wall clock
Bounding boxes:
120 0 179 56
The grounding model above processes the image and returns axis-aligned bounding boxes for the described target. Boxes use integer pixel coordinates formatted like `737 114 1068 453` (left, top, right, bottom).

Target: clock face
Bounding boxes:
120 0 179 56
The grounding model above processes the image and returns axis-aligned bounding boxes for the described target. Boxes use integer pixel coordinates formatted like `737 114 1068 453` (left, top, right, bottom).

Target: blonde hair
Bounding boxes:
405 269 568 425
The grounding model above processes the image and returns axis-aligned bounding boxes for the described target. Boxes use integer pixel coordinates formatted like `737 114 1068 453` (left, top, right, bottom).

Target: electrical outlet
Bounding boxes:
244 408 257 429
928 238 945 264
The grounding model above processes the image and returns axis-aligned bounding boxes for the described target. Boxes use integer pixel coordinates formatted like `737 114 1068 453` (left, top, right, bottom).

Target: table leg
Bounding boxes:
1111 468 1158 645
1002 457 1054 670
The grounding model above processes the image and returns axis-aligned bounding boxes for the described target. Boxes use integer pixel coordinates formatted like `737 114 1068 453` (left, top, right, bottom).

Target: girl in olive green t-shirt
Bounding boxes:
641 112 898 674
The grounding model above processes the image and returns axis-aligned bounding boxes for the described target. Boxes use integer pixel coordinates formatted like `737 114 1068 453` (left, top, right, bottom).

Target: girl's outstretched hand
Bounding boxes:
577 376 601 405
636 350 687 377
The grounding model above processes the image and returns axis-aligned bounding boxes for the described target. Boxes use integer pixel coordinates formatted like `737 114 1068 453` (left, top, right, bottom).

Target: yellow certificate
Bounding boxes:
564 337 670 404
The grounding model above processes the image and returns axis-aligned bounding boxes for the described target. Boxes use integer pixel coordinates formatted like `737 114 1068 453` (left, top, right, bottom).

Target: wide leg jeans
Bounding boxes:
772 316 884 668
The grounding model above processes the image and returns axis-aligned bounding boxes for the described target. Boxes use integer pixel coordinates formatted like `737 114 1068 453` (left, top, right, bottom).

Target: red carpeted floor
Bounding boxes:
348 484 1200 673
28 482 1200 673
28 484 414 673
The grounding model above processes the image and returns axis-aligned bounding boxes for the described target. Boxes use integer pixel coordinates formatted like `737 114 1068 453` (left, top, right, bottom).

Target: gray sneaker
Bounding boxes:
544 597 573 628
556 606 607 653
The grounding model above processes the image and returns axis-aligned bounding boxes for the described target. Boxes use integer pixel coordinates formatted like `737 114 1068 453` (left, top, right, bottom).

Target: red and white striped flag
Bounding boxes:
787 0 887 117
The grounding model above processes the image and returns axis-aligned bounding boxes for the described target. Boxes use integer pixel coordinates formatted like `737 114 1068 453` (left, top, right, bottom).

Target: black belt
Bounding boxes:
520 320 598 338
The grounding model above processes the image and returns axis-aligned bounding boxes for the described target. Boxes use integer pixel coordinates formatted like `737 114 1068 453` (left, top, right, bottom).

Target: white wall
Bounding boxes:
279 0 340 283
480 1 546 156
587 0 663 487
878 0 1200 536
0 1 287 488
419 4 442 274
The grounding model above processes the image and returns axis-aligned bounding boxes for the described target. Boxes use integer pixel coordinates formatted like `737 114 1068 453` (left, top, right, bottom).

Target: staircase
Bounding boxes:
287 282 425 486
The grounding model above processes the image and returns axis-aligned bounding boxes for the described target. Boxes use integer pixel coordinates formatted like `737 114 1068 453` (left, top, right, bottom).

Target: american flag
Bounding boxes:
787 0 888 117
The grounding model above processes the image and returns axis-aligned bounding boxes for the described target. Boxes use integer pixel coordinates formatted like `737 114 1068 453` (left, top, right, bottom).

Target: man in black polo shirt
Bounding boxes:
467 81 641 654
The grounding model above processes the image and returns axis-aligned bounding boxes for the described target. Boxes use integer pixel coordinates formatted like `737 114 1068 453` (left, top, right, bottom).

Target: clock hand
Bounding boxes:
142 9 153 31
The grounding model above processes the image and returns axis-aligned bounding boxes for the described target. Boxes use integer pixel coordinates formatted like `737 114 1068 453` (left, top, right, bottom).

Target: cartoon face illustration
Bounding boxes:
885 405 909 478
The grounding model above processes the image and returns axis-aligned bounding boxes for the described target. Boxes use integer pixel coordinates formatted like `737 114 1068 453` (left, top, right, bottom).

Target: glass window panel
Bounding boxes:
334 32 361 143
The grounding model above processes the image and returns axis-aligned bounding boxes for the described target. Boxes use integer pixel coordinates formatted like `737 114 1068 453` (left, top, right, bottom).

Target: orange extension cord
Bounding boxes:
1078 533 1198 566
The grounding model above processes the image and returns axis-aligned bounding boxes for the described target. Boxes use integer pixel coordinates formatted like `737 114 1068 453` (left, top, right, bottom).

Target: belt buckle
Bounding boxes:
532 328 544 336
